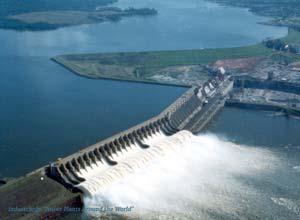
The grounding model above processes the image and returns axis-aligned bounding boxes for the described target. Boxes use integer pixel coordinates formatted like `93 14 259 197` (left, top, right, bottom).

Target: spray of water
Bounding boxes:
82 131 281 219
76 131 192 195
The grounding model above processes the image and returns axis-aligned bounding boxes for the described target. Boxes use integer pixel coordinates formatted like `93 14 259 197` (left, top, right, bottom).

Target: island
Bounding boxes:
0 0 157 30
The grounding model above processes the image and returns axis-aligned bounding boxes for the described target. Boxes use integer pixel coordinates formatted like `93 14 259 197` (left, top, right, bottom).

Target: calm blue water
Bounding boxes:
0 0 289 177
0 57 185 177
0 0 287 56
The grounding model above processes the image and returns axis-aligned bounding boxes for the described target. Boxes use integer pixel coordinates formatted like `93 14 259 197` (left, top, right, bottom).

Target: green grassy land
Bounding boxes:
8 8 157 28
0 0 115 30
53 44 272 83
58 44 271 68
53 29 300 85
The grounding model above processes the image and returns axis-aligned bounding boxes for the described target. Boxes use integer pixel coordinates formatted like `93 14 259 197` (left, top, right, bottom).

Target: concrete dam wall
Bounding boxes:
0 73 233 220
47 74 234 194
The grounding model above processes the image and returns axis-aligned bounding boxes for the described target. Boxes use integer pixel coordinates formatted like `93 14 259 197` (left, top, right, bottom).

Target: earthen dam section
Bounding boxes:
0 73 233 220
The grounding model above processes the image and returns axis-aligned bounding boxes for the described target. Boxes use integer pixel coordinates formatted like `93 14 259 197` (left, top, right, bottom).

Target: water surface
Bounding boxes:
0 0 288 177
83 109 300 220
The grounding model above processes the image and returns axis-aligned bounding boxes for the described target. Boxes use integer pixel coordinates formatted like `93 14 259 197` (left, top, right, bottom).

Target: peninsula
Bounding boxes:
53 29 300 115
53 29 300 87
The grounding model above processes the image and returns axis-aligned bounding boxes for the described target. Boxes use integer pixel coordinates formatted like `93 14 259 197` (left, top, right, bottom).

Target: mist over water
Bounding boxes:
81 131 300 220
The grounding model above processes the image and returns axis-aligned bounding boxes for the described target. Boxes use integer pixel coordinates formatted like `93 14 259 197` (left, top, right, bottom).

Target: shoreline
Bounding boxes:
205 0 300 29
1 2 300 219
52 57 190 88
1 7 158 31
51 44 273 87
52 29 300 118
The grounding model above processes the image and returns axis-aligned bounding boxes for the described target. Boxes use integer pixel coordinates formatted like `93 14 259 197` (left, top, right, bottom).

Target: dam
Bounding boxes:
46 71 233 196
0 71 233 220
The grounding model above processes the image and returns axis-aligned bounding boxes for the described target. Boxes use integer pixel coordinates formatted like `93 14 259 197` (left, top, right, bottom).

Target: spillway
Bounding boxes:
46 73 234 195
76 130 193 196
84 133 284 220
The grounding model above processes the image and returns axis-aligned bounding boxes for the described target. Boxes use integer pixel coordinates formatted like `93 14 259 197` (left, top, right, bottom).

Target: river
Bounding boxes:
83 109 300 220
0 0 290 179
2 0 300 219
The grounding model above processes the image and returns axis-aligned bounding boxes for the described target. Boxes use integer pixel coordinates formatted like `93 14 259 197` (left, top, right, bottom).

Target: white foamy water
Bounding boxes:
78 131 299 220
77 130 193 195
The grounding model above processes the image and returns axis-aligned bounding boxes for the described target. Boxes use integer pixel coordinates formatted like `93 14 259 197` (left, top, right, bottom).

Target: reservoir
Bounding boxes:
1 0 300 219
0 0 290 178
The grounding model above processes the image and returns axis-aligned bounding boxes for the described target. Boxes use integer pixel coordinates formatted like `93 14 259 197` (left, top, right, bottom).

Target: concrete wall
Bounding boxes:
0 74 233 220
47 74 233 189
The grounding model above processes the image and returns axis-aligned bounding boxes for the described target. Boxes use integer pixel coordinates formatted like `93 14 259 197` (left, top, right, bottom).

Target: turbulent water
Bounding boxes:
76 130 172 195
80 131 300 220
0 0 297 218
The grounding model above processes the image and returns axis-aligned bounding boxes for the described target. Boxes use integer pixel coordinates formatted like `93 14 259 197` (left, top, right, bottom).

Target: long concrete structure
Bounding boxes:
3 71 299 219
47 73 234 191
0 72 233 220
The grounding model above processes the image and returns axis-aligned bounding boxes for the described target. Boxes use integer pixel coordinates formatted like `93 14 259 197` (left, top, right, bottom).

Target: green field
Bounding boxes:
53 44 272 85
57 44 271 68
8 8 157 28
0 0 116 30
53 29 300 86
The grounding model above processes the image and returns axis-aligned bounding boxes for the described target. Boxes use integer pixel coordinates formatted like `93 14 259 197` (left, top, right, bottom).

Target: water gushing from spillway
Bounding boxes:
80 131 300 220
76 130 193 195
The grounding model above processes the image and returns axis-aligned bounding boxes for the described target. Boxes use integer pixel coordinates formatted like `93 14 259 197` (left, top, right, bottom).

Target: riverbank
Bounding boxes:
0 1 299 219
52 29 300 87
52 44 272 86
206 0 300 29
7 7 157 30
52 29 300 118
0 0 113 30
0 0 157 31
